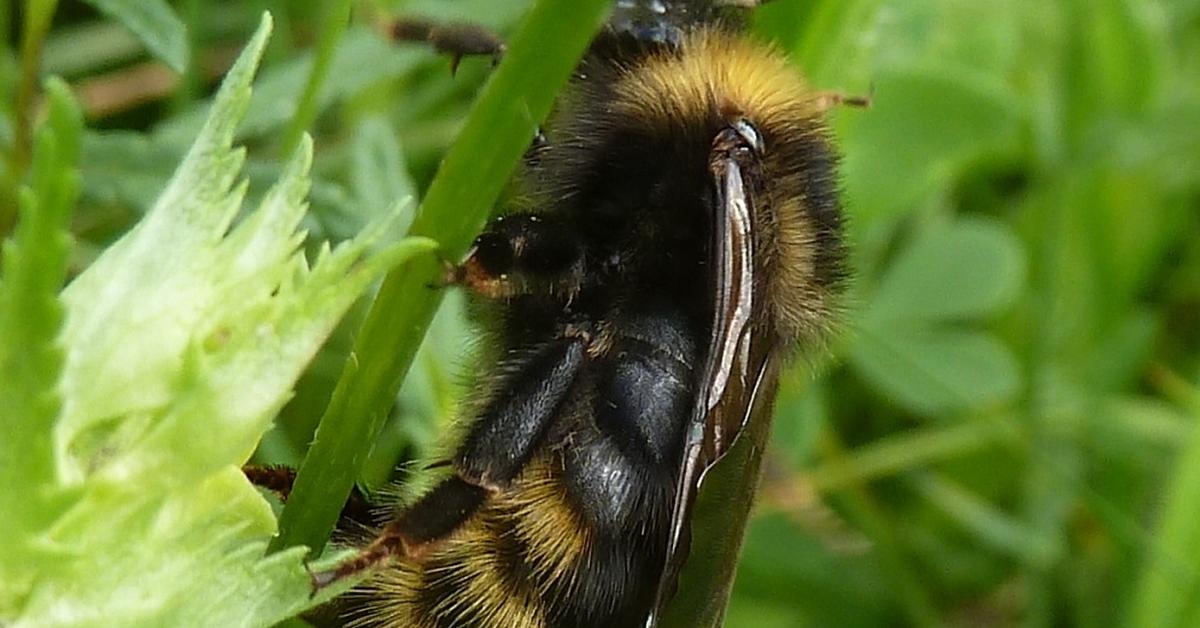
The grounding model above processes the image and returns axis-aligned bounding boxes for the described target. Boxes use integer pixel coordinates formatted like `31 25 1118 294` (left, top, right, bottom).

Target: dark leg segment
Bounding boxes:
385 17 552 172
394 477 490 544
310 477 488 589
242 464 296 500
390 17 505 74
456 333 589 487
242 464 376 527
310 332 590 592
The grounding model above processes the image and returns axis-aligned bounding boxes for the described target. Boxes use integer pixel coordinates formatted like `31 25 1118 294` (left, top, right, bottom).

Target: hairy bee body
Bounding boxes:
345 4 846 627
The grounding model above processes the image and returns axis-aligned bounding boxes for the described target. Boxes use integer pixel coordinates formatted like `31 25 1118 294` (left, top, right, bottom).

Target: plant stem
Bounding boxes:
820 431 943 628
270 0 614 556
0 1 10 50
4 0 59 240
279 0 352 158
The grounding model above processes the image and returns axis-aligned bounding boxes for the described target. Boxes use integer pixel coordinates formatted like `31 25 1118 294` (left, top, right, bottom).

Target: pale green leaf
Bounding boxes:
1 15 432 626
0 78 83 614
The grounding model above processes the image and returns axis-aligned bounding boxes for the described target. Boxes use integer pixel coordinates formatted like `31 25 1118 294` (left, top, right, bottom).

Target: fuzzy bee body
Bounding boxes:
338 3 847 627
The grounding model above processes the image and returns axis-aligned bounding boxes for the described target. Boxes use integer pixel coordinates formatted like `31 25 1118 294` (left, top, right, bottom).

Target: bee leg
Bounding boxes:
449 213 584 301
310 333 591 591
242 464 377 527
812 87 873 111
310 476 489 589
388 17 505 75
242 463 297 501
385 17 550 165
455 332 590 485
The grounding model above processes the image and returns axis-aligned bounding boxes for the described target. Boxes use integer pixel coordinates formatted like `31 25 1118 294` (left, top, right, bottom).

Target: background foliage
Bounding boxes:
2 0 1199 626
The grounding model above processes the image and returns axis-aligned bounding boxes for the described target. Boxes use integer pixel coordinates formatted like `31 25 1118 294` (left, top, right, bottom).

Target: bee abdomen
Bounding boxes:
351 459 590 628
354 497 653 628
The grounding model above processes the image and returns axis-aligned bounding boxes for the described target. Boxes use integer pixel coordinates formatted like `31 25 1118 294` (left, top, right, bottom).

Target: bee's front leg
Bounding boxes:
443 213 585 302
388 17 505 75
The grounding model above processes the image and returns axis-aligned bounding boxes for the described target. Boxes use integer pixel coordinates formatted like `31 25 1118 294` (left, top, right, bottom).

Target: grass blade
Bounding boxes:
1129 377 1200 628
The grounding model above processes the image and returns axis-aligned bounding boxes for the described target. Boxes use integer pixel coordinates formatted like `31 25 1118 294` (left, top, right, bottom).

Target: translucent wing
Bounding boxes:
646 125 780 626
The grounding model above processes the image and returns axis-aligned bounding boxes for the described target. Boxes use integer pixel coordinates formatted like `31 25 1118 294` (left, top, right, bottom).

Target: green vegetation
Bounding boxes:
1 1 1198 626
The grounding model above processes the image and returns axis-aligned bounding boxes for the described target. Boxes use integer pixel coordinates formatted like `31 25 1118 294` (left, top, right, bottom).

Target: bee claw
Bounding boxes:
427 258 462 291
308 564 340 596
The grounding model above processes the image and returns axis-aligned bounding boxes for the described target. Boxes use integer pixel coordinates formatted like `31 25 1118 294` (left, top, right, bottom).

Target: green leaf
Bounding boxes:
850 218 1026 416
783 0 882 86
840 68 1021 228
850 327 1022 415
0 77 82 614
81 0 188 73
1065 0 1167 120
345 115 418 240
79 130 182 211
359 290 472 490
1 15 431 626
869 218 1026 323
42 21 144 77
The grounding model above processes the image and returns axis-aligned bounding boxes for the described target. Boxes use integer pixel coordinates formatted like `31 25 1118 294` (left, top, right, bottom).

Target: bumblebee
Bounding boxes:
267 1 855 625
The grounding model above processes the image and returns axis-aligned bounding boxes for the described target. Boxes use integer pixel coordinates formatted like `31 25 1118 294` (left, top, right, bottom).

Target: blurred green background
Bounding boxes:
3 0 1199 626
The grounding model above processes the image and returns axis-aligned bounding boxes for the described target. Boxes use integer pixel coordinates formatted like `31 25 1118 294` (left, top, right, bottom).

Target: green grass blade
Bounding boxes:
1128 380 1200 628
279 0 353 157
807 419 1014 492
271 0 614 555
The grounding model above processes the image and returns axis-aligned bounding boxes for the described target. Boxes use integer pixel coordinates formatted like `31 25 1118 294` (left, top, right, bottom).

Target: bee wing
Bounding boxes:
647 133 777 626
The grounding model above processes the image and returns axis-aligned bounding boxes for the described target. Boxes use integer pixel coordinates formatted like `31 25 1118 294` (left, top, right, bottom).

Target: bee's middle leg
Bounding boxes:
310 330 592 590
